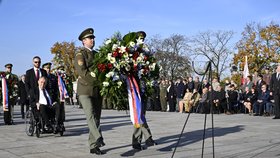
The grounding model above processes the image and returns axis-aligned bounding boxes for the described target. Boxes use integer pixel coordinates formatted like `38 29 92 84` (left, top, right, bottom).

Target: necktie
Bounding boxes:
277 73 280 80
43 89 51 105
36 69 39 80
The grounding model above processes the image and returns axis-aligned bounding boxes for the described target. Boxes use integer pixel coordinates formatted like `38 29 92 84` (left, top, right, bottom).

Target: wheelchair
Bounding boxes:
25 106 65 138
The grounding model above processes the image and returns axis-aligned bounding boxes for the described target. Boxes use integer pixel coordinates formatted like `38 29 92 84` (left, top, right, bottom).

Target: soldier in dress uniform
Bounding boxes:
42 62 64 133
4 64 18 125
130 31 157 150
74 28 105 155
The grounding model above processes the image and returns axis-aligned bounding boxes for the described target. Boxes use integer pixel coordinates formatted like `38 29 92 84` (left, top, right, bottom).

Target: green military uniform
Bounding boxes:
130 32 157 149
74 28 104 151
3 64 19 125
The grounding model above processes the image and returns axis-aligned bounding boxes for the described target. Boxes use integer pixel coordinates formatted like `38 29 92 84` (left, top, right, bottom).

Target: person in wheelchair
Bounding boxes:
31 76 64 134
28 76 55 132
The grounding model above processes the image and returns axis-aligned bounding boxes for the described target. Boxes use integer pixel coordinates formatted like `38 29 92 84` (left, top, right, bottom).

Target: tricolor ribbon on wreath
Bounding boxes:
1 76 9 111
126 75 146 128
57 73 69 102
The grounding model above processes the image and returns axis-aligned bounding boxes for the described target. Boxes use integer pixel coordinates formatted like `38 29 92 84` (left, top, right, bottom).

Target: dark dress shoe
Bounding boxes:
145 138 158 146
96 137 105 147
97 141 105 147
132 143 143 150
273 117 280 119
90 147 105 155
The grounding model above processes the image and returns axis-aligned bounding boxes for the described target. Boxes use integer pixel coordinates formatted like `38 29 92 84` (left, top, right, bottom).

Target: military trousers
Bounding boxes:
132 122 152 145
79 95 103 149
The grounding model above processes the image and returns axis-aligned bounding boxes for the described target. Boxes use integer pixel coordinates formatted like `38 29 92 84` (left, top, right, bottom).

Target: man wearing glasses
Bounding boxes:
25 56 48 110
253 84 269 116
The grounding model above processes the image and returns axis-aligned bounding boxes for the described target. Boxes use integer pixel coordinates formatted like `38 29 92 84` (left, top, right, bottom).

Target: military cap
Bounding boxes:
5 63 13 68
42 62 52 69
78 28 95 41
137 31 146 39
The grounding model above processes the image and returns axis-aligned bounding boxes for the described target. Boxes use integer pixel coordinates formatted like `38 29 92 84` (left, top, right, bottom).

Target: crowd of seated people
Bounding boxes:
146 70 276 118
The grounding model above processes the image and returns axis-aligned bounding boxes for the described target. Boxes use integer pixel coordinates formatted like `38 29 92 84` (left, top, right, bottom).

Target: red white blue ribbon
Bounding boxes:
57 73 69 101
2 77 9 111
126 76 146 128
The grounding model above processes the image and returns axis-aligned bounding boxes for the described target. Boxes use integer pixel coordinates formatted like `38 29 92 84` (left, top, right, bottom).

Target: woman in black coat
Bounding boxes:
167 80 176 112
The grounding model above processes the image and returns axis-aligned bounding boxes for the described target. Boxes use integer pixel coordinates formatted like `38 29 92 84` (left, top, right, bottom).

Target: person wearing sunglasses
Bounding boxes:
25 56 48 111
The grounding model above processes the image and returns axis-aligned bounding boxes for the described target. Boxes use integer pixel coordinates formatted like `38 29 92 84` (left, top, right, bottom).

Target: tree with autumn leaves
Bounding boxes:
49 22 279 84
233 22 280 74
50 41 78 80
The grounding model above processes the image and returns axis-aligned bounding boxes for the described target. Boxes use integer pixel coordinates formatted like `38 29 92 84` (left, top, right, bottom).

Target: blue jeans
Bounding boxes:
253 102 265 115
265 102 274 114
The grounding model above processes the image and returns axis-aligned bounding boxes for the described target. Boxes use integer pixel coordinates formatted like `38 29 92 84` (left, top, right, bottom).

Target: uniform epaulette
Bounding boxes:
75 48 87 56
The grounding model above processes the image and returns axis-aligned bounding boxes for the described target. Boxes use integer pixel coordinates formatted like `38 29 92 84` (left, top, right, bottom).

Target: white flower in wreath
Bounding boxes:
136 56 144 63
117 81 122 88
125 64 131 71
147 81 153 87
114 63 120 70
103 82 109 87
139 69 143 75
132 59 136 64
107 53 112 60
109 57 116 64
105 71 114 78
112 44 118 51
119 60 126 67
146 61 150 65
105 39 112 45
136 38 144 45
119 46 127 53
113 74 120 81
149 63 156 71
90 72 96 78
123 52 128 58
122 55 129 62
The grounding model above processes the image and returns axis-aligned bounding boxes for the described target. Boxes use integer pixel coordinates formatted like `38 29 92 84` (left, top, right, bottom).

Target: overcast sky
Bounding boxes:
0 0 279 75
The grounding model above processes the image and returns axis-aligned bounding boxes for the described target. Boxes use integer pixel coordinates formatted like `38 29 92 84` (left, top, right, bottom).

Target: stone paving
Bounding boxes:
0 105 280 158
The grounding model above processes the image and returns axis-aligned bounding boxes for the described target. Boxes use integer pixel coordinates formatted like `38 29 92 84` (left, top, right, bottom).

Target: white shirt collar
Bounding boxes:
85 46 92 51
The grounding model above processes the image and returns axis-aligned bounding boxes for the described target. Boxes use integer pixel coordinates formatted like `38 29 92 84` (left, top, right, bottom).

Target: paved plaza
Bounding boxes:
0 105 280 158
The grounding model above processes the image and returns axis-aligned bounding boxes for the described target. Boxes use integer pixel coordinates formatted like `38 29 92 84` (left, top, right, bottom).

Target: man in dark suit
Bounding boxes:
270 64 280 119
74 28 105 155
30 76 54 131
25 56 48 108
253 84 269 116
18 75 29 119
256 74 266 95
